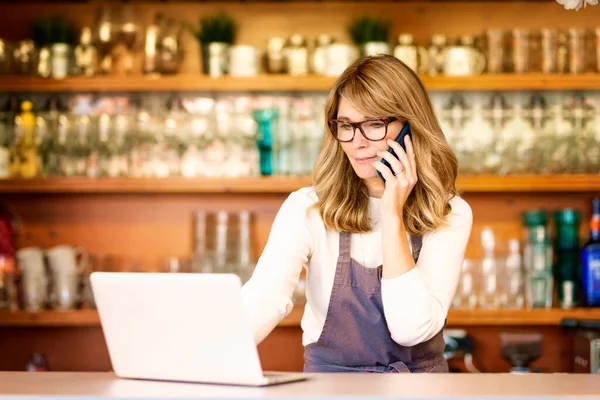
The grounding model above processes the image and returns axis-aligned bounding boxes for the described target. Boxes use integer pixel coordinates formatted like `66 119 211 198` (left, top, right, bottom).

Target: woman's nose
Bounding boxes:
351 127 369 148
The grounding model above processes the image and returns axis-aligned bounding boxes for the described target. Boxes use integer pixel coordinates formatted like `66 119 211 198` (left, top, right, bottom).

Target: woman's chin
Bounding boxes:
352 165 379 180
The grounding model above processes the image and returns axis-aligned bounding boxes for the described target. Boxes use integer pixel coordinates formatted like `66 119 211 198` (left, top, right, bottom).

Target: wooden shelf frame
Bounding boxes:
0 73 599 93
447 308 600 326
0 174 599 194
1 308 599 328
0 176 311 194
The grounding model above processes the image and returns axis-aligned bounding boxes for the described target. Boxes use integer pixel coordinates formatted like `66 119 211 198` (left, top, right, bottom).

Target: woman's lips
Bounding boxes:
354 156 377 164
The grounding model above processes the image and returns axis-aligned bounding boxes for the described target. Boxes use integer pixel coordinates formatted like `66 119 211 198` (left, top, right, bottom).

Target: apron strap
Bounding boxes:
339 231 352 259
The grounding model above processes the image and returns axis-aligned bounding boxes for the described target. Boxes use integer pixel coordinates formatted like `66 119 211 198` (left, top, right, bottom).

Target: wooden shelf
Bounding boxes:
0 175 599 194
1 308 599 328
0 310 100 327
421 73 600 91
0 75 334 93
456 174 600 192
0 73 599 93
447 308 600 326
0 176 313 194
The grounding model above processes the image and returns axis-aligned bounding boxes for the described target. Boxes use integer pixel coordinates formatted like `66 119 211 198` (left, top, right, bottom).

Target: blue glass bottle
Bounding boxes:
581 198 600 307
253 108 279 176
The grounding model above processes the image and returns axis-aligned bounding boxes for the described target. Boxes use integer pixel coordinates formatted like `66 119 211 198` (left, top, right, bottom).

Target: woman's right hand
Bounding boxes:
372 135 418 219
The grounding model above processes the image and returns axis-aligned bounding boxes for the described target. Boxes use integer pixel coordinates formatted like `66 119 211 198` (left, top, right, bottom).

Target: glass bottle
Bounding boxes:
0 111 11 178
478 228 500 309
34 111 52 177
54 113 72 176
525 94 549 174
453 259 478 309
583 98 600 173
568 28 587 74
106 113 131 177
15 100 40 178
565 95 592 174
236 210 255 283
276 97 292 176
291 97 316 176
581 198 600 307
501 239 525 309
0 97 18 178
486 93 509 174
72 115 91 176
461 102 495 174
540 28 558 74
214 211 228 272
543 102 573 174
74 27 98 77
441 94 470 174
499 102 535 175
285 34 309 76
253 107 278 176
38 97 69 177
161 95 185 177
522 210 553 309
129 100 154 178
553 209 581 309
427 34 447 76
92 112 113 177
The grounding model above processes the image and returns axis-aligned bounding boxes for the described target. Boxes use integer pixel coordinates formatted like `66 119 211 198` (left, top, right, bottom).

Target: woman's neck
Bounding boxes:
364 176 385 198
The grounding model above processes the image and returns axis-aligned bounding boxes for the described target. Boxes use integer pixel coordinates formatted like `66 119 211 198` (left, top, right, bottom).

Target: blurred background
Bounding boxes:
0 0 599 375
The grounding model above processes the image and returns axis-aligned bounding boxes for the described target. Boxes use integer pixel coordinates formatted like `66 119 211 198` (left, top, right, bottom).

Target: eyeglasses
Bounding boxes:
328 117 397 142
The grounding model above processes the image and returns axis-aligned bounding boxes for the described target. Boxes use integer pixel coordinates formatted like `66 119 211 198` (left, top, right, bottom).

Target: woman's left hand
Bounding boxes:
372 135 417 218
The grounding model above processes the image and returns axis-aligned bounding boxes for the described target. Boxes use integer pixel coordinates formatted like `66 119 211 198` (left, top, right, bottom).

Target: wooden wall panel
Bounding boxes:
0 190 595 373
4 191 597 270
4 193 288 272
0 1 597 76
0 326 304 372
0 325 577 373
0 327 111 372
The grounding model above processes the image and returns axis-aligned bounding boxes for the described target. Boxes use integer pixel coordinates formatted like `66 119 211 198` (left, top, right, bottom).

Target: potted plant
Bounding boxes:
32 16 77 79
193 12 237 76
347 16 392 57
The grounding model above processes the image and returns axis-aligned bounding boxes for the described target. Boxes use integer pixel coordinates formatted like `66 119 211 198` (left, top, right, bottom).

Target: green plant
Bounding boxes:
347 16 391 45
194 12 237 44
32 16 77 47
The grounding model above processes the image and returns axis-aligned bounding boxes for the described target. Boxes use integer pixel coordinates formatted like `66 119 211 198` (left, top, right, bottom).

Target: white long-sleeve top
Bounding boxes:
241 186 473 347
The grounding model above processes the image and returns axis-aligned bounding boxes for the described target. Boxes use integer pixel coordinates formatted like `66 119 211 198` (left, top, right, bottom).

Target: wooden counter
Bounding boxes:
1 0 599 379
0 372 599 399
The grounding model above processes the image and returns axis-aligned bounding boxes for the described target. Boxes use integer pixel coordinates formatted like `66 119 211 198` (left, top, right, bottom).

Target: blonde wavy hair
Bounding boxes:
312 55 458 236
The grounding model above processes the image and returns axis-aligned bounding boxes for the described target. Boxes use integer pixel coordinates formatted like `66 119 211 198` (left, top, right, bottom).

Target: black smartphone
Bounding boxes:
377 122 412 182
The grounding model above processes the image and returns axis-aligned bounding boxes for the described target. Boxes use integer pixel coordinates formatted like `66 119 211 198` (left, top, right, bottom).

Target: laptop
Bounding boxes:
90 272 307 386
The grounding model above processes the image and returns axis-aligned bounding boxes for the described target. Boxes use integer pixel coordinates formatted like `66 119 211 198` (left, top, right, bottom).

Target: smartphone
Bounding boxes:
377 122 412 182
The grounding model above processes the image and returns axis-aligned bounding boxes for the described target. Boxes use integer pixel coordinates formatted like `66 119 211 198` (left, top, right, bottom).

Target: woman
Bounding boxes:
242 55 473 373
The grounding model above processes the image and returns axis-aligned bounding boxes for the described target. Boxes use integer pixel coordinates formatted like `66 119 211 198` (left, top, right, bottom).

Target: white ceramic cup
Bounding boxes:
325 43 359 77
45 245 88 311
16 247 48 311
228 45 260 77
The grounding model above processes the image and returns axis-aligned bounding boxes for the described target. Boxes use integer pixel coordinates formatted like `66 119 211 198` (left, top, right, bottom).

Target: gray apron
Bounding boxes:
304 231 448 373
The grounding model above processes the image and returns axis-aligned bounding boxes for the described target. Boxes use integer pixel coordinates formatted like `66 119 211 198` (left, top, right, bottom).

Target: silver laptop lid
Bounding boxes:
91 272 265 385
